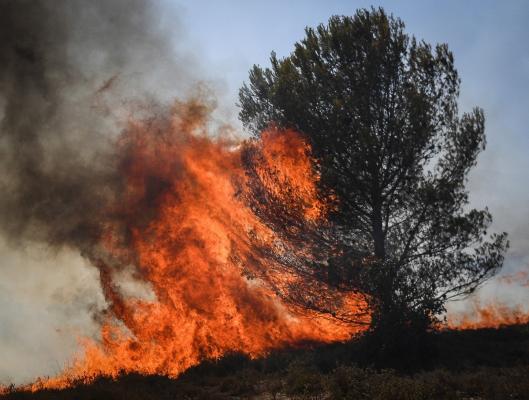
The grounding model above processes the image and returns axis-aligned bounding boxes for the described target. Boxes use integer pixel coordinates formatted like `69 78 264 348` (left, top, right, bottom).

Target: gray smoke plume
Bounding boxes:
0 0 199 384
0 0 197 251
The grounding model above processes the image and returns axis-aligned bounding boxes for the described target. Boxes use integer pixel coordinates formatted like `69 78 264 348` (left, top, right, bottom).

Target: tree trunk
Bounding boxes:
371 197 385 259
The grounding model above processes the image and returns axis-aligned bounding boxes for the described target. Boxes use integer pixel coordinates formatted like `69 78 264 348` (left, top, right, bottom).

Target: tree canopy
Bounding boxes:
239 8 508 333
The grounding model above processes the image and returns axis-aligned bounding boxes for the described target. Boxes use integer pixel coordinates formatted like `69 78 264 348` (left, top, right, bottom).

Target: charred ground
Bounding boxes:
3 324 529 400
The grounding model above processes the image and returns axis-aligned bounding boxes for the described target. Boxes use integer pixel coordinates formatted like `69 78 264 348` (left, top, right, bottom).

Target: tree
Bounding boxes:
239 8 508 339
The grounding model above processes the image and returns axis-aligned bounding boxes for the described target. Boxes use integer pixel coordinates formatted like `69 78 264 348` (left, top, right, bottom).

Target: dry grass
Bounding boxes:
3 324 529 400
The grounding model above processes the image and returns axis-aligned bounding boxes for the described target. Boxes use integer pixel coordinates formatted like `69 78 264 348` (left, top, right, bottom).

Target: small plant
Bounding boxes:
284 359 325 398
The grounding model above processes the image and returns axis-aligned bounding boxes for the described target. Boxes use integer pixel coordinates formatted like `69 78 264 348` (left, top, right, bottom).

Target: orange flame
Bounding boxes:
447 299 529 330
23 100 369 391
446 268 529 330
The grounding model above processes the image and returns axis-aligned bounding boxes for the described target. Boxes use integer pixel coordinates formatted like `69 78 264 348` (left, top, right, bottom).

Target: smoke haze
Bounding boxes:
0 0 200 384
0 0 200 249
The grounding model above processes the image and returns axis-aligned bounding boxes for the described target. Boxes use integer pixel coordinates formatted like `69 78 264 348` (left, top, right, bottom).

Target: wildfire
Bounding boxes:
445 267 529 330
6 99 528 393
447 299 529 330
22 100 369 391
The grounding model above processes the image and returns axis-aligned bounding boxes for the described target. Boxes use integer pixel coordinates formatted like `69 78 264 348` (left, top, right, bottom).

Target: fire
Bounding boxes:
446 269 529 330
23 100 369 391
447 299 529 330
255 129 327 221
11 98 527 393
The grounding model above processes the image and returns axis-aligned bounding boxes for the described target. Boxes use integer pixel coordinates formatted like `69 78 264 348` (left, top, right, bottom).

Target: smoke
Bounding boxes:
0 2 360 387
0 0 198 250
0 0 201 384
0 237 105 384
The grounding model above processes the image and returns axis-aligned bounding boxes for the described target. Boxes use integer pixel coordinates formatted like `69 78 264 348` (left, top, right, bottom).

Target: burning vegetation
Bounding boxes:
9 100 369 392
447 300 529 330
0 1 527 395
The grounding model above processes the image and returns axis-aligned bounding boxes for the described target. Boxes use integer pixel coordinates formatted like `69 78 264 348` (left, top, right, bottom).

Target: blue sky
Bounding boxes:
167 1 529 121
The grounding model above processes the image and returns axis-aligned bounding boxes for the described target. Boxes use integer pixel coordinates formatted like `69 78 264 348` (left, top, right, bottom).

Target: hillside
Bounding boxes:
3 324 529 400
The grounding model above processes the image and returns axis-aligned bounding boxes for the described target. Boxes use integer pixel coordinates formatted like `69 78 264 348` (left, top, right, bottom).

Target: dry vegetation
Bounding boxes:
3 324 529 400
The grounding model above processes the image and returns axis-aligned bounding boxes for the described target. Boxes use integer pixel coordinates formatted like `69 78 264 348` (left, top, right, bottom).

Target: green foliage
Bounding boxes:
239 7 508 335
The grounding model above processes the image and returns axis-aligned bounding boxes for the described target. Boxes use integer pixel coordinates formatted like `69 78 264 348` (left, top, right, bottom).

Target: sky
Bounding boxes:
168 0 529 270
1 0 528 385
168 0 529 298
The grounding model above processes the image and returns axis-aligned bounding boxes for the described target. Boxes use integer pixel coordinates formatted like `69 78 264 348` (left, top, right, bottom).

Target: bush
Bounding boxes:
284 359 325 398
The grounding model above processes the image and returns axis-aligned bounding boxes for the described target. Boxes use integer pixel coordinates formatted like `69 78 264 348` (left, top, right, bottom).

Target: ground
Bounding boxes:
3 324 529 400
